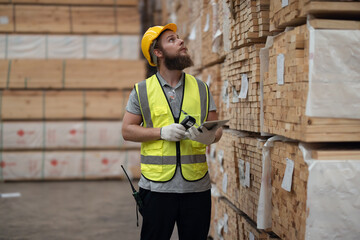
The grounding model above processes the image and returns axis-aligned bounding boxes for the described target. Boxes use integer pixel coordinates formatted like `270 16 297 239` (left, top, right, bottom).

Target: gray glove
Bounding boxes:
185 126 216 145
160 123 186 142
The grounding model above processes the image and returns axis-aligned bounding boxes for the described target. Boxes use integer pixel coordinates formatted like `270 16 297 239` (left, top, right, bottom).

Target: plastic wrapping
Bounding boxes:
257 136 289 229
0 35 140 60
306 22 360 119
299 143 360 239
1 150 141 180
1 121 140 150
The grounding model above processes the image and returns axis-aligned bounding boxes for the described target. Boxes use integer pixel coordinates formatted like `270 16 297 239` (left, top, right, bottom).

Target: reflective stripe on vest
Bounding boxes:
135 73 209 182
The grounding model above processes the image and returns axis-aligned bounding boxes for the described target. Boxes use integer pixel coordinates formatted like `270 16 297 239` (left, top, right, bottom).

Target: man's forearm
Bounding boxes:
123 125 161 142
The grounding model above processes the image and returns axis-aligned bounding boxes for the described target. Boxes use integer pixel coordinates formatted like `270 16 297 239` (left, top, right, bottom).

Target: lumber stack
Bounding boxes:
226 43 265 132
227 0 270 49
0 59 145 89
270 0 360 32
201 0 226 67
0 4 140 34
270 141 308 240
0 0 144 181
262 24 360 142
151 0 360 239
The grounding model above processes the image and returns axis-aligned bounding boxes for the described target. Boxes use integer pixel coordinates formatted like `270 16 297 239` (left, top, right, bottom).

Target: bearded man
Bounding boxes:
122 23 223 240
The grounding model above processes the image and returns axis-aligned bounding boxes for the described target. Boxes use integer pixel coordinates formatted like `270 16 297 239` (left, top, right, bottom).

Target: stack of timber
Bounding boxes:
262 23 360 142
0 1 140 34
226 0 270 49
270 141 308 240
0 59 145 89
226 43 265 132
269 141 360 240
201 0 226 67
269 0 360 32
0 0 144 181
202 64 222 115
211 194 279 240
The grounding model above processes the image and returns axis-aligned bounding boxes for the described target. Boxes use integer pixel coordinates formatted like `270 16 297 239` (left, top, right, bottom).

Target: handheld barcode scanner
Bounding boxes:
180 115 196 130
121 165 143 226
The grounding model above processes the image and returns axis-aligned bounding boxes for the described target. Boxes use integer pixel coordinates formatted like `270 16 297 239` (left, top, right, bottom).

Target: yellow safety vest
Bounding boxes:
135 73 209 182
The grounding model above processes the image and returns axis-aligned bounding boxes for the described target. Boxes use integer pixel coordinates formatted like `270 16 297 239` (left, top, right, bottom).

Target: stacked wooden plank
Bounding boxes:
234 135 265 224
0 59 145 89
154 0 360 239
226 43 265 132
0 4 140 34
201 0 226 68
202 64 222 114
262 24 360 142
270 141 308 240
0 0 144 181
227 0 270 49
270 0 360 32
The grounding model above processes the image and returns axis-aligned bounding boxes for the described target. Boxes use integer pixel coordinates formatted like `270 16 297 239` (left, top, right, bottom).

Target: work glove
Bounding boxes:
185 126 217 145
160 123 186 142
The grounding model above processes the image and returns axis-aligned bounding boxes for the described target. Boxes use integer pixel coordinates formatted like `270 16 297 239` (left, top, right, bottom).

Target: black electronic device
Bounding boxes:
121 165 143 227
180 115 196 130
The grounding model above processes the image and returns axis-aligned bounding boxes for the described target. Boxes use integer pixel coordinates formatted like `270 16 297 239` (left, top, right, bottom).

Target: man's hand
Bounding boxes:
161 123 186 142
185 126 217 145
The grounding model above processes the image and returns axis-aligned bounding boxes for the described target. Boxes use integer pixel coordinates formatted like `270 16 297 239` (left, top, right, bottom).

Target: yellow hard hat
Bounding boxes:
141 23 177 66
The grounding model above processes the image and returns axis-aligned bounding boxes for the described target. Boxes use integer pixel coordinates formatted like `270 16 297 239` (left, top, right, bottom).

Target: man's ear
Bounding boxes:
153 49 163 58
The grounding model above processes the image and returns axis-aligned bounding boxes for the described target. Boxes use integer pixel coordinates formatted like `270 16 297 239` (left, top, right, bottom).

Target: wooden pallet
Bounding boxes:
227 0 270 49
270 0 360 32
0 4 140 34
0 59 145 90
0 89 130 120
262 23 360 142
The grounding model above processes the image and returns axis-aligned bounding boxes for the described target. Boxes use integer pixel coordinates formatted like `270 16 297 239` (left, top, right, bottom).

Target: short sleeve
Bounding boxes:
125 88 142 115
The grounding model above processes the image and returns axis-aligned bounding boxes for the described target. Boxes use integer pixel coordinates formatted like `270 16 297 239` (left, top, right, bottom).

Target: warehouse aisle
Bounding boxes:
0 180 179 240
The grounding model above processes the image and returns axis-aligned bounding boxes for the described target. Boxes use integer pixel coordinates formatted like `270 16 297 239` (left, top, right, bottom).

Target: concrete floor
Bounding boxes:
0 180 179 240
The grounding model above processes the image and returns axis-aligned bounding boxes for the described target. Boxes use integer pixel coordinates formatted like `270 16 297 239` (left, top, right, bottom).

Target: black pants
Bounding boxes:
138 188 211 240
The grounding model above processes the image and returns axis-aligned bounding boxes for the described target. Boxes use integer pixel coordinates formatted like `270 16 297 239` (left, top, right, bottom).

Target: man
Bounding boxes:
122 23 223 240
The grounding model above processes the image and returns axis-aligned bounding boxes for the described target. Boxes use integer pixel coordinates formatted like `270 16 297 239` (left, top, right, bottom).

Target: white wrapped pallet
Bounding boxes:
0 150 141 180
1 121 140 150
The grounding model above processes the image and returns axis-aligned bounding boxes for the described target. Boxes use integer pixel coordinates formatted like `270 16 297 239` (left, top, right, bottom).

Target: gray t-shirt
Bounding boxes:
126 72 217 193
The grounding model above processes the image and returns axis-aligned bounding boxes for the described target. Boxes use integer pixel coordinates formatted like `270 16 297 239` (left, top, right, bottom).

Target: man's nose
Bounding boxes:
178 38 184 46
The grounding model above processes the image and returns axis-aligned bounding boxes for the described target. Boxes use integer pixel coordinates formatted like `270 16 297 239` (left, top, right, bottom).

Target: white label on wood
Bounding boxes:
249 231 255 240
0 16 9 25
222 173 228 193
223 213 229 233
282 0 289 7
204 14 210 32
277 54 285 85
218 150 224 173
245 162 251 187
210 144 216 160
0 192 21 198
189 25 197 40
239 159 246 187
207 74 212 87
281 158 294 192
239 74 249 99
232 87 239 103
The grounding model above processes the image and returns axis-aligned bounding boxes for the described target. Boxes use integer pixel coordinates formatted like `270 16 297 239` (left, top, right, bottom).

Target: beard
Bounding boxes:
162 51 194 70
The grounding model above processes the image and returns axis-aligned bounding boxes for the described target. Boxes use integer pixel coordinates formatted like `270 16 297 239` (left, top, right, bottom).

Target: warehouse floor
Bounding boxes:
0 180 179 240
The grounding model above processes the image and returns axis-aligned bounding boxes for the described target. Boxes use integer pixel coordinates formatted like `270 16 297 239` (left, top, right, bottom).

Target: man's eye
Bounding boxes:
169 38 174 42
